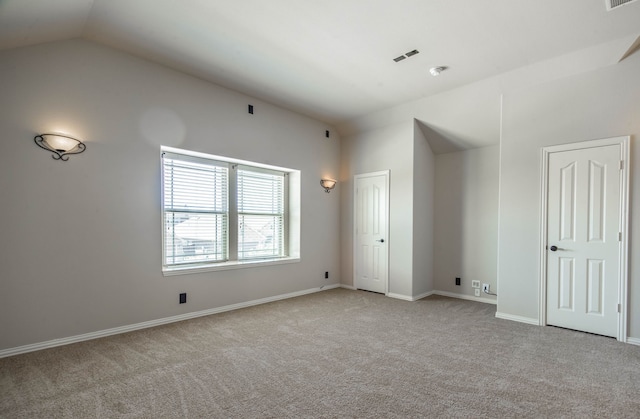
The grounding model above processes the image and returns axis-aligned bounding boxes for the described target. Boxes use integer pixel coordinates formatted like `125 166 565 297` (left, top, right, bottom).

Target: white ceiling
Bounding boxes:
2 0 640 129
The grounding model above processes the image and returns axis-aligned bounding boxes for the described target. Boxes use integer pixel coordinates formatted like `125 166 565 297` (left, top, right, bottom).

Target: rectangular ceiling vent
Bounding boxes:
393 49 419 63
606 0 638 10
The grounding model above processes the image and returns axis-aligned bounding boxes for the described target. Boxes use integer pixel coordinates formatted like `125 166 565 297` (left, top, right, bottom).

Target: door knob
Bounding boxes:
376 239 385 243
549 245 558 251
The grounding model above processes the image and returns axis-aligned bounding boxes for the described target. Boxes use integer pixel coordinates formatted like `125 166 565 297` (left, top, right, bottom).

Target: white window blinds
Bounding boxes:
162 153 228 267
161 150 289 271
237 167 286 260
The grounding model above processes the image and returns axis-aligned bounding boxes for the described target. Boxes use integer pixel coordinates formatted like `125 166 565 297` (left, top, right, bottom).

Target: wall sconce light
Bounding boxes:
320 178 337 193
34 133 86 161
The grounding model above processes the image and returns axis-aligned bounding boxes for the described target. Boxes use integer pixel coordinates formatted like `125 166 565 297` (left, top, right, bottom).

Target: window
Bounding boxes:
237 167 286 260
161 147 299 274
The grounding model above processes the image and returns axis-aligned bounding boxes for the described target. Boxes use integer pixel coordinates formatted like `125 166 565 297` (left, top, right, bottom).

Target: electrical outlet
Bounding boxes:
472 280 480 288
179 293 187 304
474 289 480 297
455 277 461 286
325 271 329 279
483 284 490 293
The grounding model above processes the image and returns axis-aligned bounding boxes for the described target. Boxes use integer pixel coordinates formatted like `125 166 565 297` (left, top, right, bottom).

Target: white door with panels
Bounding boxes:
545 138 628 339
354 171 389 294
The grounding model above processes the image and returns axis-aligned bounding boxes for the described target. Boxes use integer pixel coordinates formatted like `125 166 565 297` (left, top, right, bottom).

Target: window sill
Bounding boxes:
162 256 301 277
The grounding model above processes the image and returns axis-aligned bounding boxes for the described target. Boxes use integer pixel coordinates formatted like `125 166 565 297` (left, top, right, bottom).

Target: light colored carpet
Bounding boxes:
1 288 639 418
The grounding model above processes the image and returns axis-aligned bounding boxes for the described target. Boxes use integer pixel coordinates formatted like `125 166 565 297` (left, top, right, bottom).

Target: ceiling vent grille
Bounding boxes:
606 0 638 10
393 49 419 63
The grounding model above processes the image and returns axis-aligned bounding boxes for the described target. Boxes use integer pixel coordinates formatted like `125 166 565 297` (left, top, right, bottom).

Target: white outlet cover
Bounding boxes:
474 289 480 297
472 280 480 288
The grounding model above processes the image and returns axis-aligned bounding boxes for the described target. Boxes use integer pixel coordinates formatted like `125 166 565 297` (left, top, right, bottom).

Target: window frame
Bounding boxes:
235 165 289 261
161 146 300 276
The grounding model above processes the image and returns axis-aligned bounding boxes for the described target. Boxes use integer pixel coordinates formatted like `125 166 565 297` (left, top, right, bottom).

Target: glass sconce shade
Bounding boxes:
320 178 337 193
34 133 86 161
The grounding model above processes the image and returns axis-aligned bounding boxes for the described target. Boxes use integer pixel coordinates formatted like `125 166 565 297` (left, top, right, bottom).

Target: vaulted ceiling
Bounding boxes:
2 0 640 132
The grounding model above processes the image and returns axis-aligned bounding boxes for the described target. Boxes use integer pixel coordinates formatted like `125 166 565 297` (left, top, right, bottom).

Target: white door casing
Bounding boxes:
540 136 629 341
354 171 389 294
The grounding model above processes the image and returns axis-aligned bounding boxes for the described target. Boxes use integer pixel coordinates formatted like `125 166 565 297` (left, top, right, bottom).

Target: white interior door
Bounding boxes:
546 144 622 337
354 171 389 294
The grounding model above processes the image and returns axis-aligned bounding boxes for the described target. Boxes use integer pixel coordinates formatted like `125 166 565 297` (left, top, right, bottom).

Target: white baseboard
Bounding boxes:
387 291 434 302
626 337 640 346
387 293 412 301
0 284 341 359
339 284 357 291
433 290 497 305
495 311 540 326
413 291 435 301
349 287 490 304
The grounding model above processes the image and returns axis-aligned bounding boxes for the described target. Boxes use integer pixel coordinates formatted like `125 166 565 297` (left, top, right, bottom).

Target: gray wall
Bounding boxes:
339 121 416 298
412 123 436 296
498 51 640 339
0 39 341 351
4 35 637 352
339 120 437 300
434 145 499 298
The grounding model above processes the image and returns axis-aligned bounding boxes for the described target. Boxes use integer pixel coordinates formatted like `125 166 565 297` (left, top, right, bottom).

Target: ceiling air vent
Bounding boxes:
606 0 638 10
393 49 419 63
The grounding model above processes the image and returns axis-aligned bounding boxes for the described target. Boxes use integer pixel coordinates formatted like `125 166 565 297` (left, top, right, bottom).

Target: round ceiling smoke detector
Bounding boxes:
429 66 446 76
